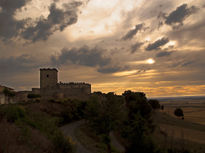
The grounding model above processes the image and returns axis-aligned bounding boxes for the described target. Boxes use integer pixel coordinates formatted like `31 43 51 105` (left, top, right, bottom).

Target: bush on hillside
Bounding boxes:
1 105 25 123
174 108 184 119
52 131 74 153
123 90 152 119
3 88 15 97
148 99 160 110
27 94 41 99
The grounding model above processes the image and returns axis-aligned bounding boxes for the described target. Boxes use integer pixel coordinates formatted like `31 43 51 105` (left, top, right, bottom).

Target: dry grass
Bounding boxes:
160 98 205 125
153 109 205 153
159 123 205 144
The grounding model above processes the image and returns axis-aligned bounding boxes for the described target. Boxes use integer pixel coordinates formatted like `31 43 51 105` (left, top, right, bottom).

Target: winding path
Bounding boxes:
61 120 125 153
61 120 92 153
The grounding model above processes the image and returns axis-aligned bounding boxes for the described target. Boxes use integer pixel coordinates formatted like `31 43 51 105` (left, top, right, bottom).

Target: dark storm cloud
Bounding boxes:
51 46 109 68
51 46 126 74
122 24 143 40
0 0 31 40
146 37 169 51
0 0 30 13
131 42 143 53
165 4 197 26
156 51 173 57
21 2 82 42
0 54 39 75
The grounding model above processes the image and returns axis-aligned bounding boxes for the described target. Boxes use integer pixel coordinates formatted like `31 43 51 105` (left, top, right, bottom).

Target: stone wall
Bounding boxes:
40 83 91 100
14 91 31 102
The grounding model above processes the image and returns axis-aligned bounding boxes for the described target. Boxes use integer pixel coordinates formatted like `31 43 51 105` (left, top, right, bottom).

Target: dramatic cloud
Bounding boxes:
168 19 205 44
21 2 82 42
0 54 39 75
131 42 143 53
0 0 31 40
146 37 169 51
51 46 127 74
156 51 173 57
122 23 143 40
51 46 114 72
165 4 197 27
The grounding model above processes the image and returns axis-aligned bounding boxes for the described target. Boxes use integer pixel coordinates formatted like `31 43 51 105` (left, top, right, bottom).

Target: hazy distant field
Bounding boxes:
159 96 205 125
155 96 205 150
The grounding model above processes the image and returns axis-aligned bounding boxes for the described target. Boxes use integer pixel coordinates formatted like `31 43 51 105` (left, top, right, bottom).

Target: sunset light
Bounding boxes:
146 58 155 64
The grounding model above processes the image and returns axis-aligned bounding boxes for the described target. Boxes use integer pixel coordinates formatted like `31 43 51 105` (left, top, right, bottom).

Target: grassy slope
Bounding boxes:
153 111 205 153
154 111 205 132
0 101 74 153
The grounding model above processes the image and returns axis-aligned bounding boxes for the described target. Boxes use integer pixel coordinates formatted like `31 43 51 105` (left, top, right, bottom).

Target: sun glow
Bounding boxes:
129 58 155 65
146 58 155 64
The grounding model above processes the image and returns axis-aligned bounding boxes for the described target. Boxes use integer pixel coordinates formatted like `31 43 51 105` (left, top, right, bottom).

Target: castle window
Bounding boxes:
47 74 49 78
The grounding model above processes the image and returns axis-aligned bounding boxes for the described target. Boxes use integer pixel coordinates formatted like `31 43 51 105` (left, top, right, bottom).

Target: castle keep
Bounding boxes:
40 68 91 100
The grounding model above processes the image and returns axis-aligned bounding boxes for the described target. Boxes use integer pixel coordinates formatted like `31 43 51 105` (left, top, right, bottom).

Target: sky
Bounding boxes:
0 0 205 97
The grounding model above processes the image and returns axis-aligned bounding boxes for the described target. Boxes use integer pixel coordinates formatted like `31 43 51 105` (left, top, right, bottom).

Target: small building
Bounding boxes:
0 85 15 104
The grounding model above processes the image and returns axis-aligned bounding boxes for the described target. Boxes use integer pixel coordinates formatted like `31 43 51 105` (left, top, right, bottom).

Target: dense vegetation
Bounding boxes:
0 91 203 153
84 91 197 153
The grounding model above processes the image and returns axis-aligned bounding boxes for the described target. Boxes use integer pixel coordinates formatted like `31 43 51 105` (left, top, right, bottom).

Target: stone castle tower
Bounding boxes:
40 68 58 89
39 68 91 100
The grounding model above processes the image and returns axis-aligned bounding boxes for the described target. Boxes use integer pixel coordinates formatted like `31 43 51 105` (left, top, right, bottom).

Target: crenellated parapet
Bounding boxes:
58 82 91 89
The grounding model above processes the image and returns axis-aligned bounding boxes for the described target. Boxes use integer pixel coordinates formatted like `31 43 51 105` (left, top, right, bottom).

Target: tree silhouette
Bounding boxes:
174 108 184 119
148 99 160 110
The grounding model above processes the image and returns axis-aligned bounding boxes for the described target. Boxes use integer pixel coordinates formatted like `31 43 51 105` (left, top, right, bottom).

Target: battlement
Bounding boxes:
58 82 91 89
40 68 58 72
59 82 91 86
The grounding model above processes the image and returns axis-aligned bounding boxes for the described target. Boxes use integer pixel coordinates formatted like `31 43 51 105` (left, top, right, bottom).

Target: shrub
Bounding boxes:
27 94 41 99
148 99 160 110
52 132 74 153
59 99 87 125
3 88 15 97
2 105 25 123
174 108 184 119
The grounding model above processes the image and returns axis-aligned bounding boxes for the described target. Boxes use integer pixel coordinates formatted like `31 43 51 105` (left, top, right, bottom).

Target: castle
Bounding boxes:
0 68 91 104
39 68 91 100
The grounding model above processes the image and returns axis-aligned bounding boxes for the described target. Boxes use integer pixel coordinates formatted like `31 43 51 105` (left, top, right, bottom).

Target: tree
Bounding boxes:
123 90 152 119
121 91 160 153
174 108 184 119
3 88 15 104
148 99 160 110
161 105 164 110
85 93 125 153
3 88 15 97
